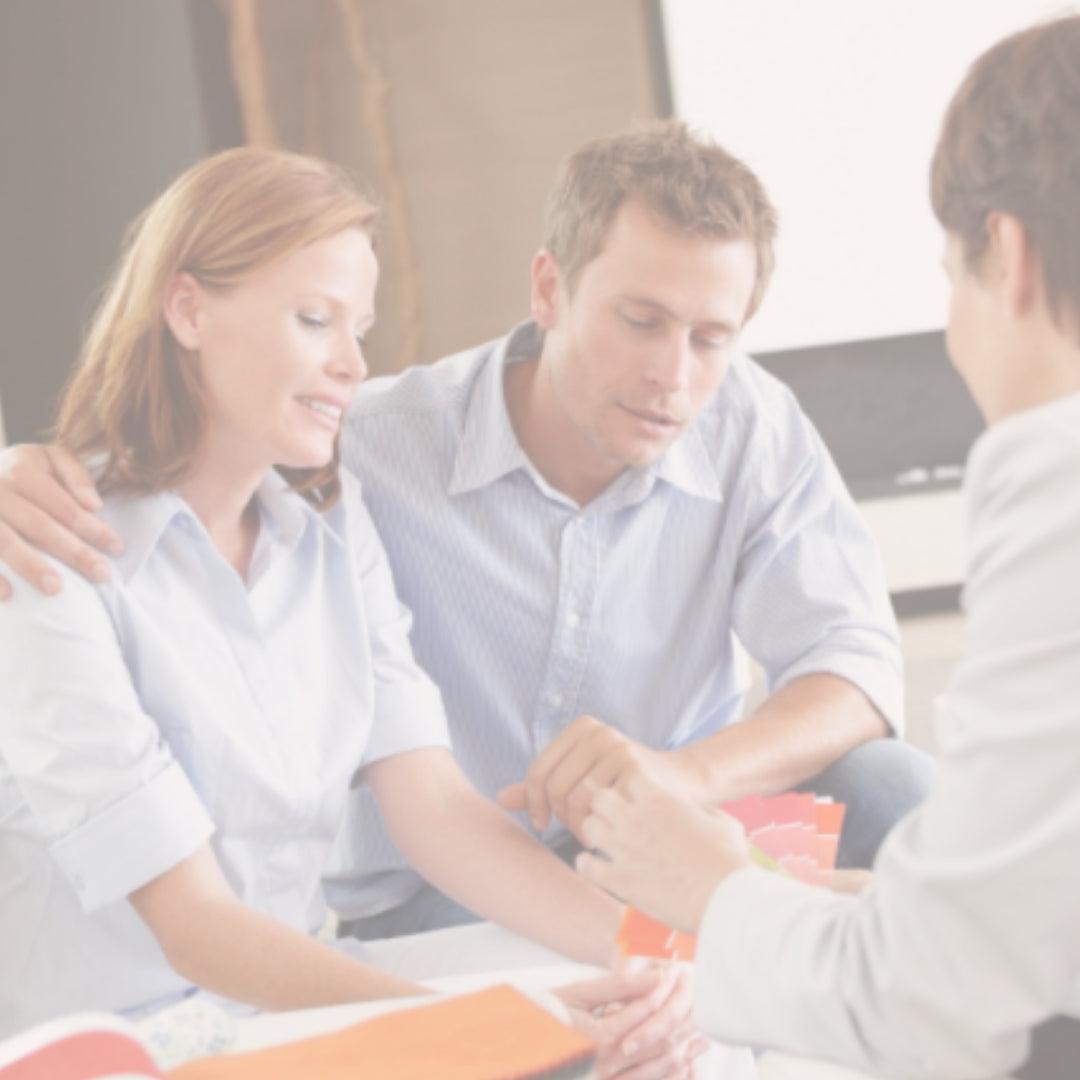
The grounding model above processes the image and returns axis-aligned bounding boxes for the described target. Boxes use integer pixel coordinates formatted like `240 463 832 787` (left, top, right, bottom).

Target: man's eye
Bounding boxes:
694 335 728 351
298 313 328 329
622 313 659 331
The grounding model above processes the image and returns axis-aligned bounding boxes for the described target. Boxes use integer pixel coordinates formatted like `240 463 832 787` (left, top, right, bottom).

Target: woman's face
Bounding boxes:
943 232 999 422
183 226 377 473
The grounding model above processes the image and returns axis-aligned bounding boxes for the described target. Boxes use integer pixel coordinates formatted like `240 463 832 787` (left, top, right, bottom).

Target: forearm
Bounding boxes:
410 790 623 967
684 673 888 803
372 756 623 967
131 854 426 1010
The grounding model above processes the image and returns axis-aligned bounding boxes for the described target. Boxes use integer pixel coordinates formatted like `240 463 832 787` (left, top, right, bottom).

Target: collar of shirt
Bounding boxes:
447 319 724 510
103 470 343 584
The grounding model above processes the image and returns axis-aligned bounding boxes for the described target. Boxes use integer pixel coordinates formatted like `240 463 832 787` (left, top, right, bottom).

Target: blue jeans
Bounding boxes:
340 738 935 941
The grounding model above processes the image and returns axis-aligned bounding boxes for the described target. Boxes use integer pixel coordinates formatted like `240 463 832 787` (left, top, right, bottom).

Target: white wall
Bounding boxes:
661 0 1065 353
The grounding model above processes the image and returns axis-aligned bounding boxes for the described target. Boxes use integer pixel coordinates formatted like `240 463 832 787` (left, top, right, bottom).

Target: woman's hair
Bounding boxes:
56 146 378 509
931 14 1080 339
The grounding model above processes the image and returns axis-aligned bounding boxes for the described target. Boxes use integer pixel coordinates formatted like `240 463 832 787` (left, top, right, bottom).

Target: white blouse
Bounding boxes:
0 472 449 1036
694 392 1080 1078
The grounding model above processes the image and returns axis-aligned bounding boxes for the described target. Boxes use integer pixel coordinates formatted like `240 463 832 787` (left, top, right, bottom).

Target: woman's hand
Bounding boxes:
553 966 709 1079
577 775 751 934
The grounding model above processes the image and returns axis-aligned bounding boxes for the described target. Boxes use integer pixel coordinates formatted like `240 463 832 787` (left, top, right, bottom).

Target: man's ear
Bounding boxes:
986 212 1040 320
162 272 204 350
530 250 565 330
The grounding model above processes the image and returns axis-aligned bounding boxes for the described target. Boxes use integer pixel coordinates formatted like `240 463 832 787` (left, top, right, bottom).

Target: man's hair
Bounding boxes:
543 120 778 321
931 14 1080 336
56 147 377 509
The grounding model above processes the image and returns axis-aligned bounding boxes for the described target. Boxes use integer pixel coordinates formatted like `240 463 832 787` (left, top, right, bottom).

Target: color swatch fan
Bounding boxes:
617 793 846 962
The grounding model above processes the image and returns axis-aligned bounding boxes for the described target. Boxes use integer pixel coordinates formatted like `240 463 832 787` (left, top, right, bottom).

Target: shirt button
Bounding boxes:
546 691 563 708
566 611 581 628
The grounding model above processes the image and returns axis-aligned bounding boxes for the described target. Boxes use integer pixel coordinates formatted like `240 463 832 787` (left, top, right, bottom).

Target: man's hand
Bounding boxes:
497 715 708 838
577 775 750 935
554 965 708 1079
0 444 121 598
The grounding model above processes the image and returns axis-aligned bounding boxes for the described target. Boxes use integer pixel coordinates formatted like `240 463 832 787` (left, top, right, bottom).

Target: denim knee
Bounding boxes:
798 739 936 869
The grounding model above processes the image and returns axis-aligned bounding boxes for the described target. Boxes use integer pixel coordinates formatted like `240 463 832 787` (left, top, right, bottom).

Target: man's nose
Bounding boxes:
646 333 693 392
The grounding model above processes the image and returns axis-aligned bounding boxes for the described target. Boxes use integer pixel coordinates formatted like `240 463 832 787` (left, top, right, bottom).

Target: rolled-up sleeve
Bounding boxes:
0 568 213 912
730 406 904 733
345 481 451 766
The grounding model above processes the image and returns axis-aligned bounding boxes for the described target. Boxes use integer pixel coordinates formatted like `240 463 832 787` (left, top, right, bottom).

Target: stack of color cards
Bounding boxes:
617 794 846 962
723 792 846 886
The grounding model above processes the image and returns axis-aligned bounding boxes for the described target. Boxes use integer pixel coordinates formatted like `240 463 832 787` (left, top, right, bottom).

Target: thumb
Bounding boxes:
496 782 527 811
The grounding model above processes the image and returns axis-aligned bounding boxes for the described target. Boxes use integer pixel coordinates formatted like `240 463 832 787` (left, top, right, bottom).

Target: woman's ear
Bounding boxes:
162 272 204 350
986 212 1040 320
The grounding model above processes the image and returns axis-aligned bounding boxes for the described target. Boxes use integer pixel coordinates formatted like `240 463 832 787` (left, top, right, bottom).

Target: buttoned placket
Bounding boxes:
533 510 600 750
181 516 320 848
530 469 662 757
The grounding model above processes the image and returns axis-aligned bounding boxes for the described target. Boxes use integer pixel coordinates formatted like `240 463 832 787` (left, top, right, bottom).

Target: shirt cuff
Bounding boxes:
776 650 905 736
362 683 452 766
693 866 852 1046
49 762 215 912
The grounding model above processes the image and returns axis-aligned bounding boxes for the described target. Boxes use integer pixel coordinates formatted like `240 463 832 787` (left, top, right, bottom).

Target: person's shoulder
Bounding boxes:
340 336 502 485
699 351 817 456
966 392 1080 533
0 553 115 639
349 340 494 421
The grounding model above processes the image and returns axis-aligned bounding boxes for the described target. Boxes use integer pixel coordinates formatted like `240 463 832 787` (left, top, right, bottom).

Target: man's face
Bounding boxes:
533 198 758 474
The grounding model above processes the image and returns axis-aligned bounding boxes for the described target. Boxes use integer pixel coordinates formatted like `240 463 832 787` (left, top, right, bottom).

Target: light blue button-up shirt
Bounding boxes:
325 320 903 918
0 472 448 1035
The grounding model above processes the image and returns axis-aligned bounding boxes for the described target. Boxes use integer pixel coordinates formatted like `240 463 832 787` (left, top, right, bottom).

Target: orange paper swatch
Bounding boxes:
168 985 594 1080
616 907 697 962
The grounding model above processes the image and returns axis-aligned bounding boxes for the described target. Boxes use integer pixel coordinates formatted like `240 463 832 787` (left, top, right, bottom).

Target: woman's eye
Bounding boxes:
622 312 659 331
298 313 328 329
354 333 367 350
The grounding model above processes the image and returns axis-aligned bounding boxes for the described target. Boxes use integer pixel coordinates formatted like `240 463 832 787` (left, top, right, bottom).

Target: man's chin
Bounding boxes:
617 439 674 470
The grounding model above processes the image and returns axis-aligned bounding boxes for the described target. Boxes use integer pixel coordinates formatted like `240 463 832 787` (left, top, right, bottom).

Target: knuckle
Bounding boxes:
90 521 117 547
52 499 80 530
568 784 595 809
5 457 29 484
8 452 46 489
76 548 102 577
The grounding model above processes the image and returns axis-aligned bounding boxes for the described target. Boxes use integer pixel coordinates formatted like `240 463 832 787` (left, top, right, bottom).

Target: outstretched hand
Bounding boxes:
0 444 121 598
554 964 708 1080
576 775 750 934
498 715 707 840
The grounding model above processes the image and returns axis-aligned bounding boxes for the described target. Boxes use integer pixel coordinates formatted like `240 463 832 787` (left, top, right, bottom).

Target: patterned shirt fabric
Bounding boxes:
0 472 449 1036
325 320 902 918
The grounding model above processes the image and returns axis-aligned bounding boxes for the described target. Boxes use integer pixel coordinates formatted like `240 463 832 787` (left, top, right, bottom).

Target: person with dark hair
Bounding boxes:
0 122 932 946
575 15 1080 1078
